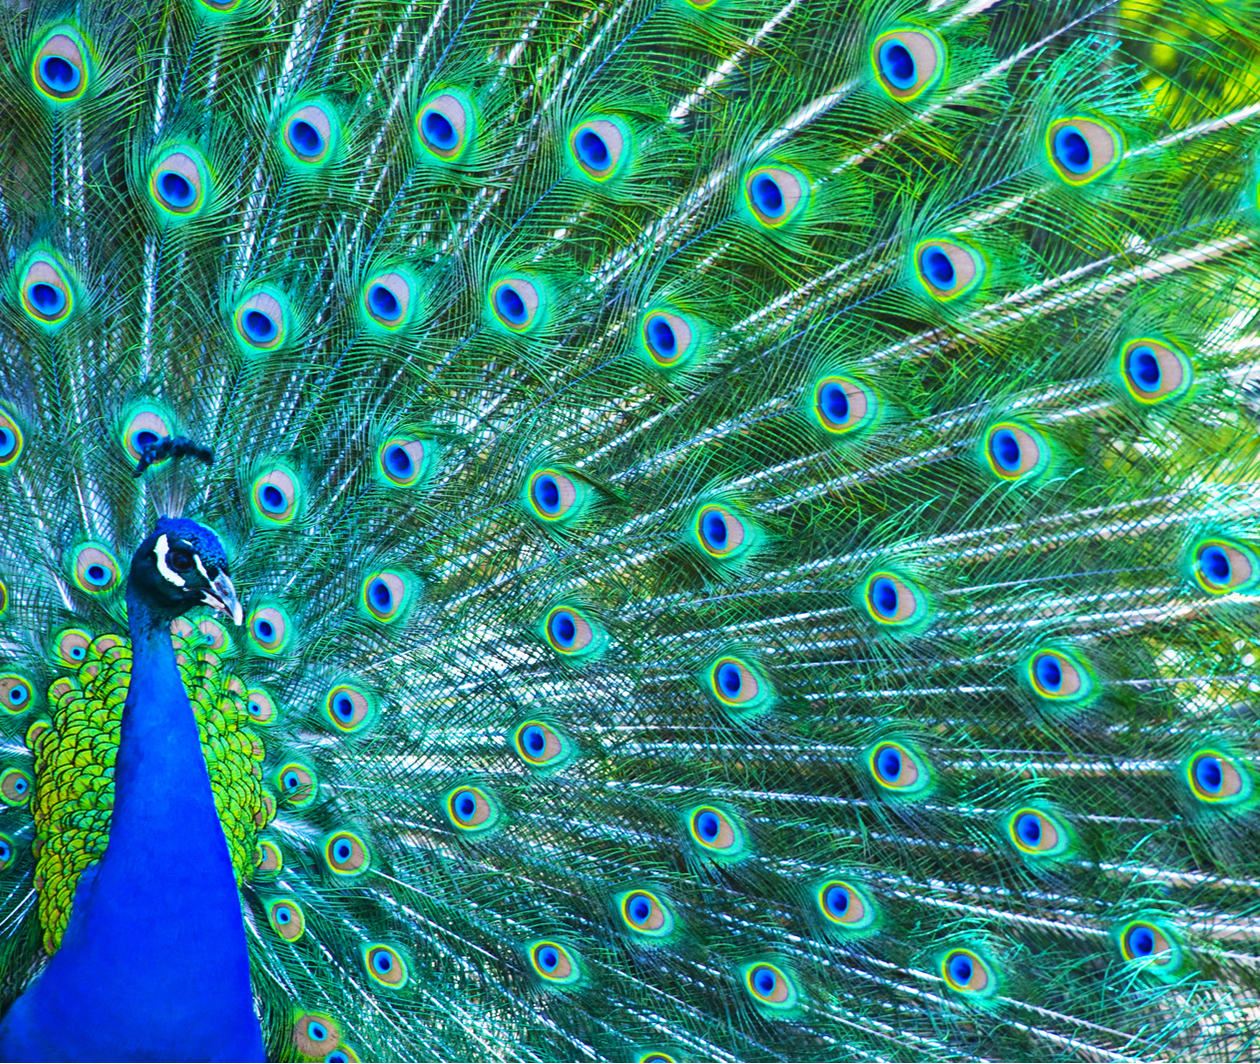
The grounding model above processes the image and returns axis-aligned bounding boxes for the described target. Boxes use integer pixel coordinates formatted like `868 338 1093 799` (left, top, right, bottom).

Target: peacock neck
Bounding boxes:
0 591 265 1061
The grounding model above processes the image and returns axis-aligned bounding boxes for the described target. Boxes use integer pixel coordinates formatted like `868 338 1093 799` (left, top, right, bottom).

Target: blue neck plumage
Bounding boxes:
0 589 264 1062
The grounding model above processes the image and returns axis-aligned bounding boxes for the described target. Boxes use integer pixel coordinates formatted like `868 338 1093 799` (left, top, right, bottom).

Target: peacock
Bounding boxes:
0 0 1259 1059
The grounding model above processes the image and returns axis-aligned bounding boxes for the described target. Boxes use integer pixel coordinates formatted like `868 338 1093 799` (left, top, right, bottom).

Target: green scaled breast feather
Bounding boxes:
30 622 274 954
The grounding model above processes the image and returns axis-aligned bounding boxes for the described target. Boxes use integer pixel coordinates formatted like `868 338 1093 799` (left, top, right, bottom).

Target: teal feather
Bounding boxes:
1 0 1260 1059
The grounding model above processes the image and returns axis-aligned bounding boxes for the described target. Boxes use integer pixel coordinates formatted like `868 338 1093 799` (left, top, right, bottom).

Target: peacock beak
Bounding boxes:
202 571 244 627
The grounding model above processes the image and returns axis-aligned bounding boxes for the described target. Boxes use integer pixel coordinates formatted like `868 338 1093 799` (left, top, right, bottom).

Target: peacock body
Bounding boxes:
0 0 1259 1059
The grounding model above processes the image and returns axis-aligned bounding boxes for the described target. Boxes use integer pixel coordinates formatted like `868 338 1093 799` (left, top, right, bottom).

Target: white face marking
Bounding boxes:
153 533 186 587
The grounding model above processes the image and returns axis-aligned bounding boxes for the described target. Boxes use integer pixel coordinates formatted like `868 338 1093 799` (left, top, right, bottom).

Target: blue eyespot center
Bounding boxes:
949 954 973 983
647 317 676 355
495 285 527 324
368 283 401 320
550 611 576 646
290 118 324 157
523 726 545 753
423 109 457 149
879 40 916 88
750 174 784 217
825 885 850 918
630 896 650 921
1017 813 1042 845
717 662 741 696
1129 926 1155 956
696 811 720 841
921 248 955 288
1034 654 1062 691
333 694 353 720
877 746 902 781
754 967 776 994
8 687 25 704
40 55 80 92
0 843 11 860
870 577 898 617
1128 345 1160 390
538 946 559 971
71 646 85 659
1201 545 1231 583
369 577 393 611
821 382 849 421
243 309 278 343
335 842 351 860
307 1020 328 1041
1196 756 1223 793
990 429 1021 472
276 907 291 923
457 793 475 817
0 428 11 451
158 170 195 207
703 512 727 547
86 564 107 585
29 282 66 315
261 484 286 512
374 951 393 972
255 618 275 640
284 772 300 789
134 429 159 453
577 129 609 168
533 474 560 513
385 444 412 476
1054 126 1091 173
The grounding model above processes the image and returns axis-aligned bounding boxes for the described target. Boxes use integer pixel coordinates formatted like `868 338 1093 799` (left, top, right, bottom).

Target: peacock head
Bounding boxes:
128 516 243 626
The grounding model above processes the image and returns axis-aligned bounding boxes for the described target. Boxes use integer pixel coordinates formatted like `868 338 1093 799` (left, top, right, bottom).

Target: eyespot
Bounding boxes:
0 675 33 714
640 309 701 369
19 253 75 327
362 270 416 331
871 28 945 101
743 166 809 229
276 763 317 807
0 409 24 467
941 949 993 995
364 944 408 988
1186 749 1251 805
195 617 229 652
1047 117 1123 185
248 606 291 654
544 605 603 658
0 832 15 869
32 27 90 103
1192 538 1256 594
267 898 306 942
914 239 984 301
324 830 369 875
325 683 375 733
530 941 580 984
446 785 499 832
706 656 773 714
688 805 744 855
489 276 544 333
514 721 568 767
863 572 927 626
282 102 337 166
148 146 210 218
325 1049 359 1064
417 89 477 162
1027 649 1093 702
378 436 434 488
119 403 173 466
816 879 877 931
257 839 283 873
73 544 121 594
251 466 301 525
1120 337 1192 403
868 740 930 794
0 768 31 806
744 963 797 1008
619 889 673 936
526 469 586 524
234 289 289 351
246 687 278 726
1007 808 1070 857
569 117 631 182
985 423 1049 481
812 375 875 435
362 571 411 624
292 1013 340 1058
694 504 750 559
1119 920 1181 971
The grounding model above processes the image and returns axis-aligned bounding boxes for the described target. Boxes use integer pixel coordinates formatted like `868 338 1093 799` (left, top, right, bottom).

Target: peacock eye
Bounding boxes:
168 547 194 573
